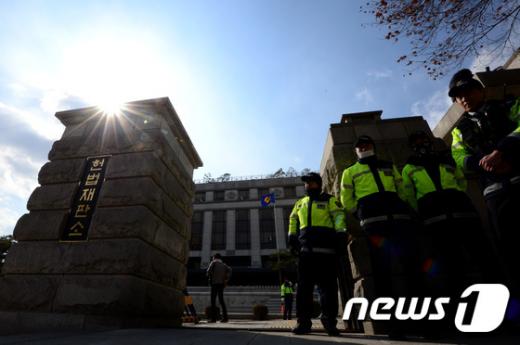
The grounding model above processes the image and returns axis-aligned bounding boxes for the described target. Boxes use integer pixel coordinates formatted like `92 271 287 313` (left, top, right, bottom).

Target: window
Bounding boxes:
214 190 225 201
238 189 249 201
235 209 251 250
225 256 251 268
187 257 201 270
283 186 296 199
258 188 269 198
190 212 203 250
259 208 276 249
261 255 274 269
194 192 206 203
211 210 226 250
272 187 283 199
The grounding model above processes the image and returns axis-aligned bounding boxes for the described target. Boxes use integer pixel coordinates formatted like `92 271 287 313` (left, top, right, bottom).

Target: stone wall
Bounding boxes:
0 98 202 334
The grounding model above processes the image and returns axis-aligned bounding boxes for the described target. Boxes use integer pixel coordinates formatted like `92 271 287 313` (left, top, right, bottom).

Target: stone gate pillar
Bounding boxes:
0 97 202 333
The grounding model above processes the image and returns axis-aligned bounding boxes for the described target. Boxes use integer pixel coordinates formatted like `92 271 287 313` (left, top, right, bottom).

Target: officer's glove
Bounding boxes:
288 235 300 256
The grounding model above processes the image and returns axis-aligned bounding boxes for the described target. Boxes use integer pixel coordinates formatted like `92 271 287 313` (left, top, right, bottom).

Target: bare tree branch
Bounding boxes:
362 0 520 78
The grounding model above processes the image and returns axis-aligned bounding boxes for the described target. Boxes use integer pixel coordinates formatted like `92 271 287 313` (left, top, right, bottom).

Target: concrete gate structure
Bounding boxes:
0 97 202 334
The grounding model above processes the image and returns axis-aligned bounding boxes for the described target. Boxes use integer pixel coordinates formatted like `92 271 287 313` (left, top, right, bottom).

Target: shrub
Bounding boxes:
252 304 268 320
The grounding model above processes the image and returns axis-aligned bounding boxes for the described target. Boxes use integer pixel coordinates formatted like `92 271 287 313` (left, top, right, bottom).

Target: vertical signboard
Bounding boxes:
60 156 110 241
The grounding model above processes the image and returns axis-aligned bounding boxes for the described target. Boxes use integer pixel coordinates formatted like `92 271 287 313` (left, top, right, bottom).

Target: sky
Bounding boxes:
0 0 513 236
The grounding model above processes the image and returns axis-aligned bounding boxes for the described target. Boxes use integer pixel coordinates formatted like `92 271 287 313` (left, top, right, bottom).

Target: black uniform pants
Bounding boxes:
364 221 421 298
364 220 423 334
486 183 520 299
422 217 500 296
283 294 293 320
296 252 338 329
210 284 228 320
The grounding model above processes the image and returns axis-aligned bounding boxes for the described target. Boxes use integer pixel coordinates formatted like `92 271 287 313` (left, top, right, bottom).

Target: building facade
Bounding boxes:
188 176 305 285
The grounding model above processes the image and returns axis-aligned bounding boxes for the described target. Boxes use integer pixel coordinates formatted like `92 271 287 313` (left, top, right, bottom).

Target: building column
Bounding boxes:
200 210 213 268
226 209 236 252
250 208 261 268
274 207 286 249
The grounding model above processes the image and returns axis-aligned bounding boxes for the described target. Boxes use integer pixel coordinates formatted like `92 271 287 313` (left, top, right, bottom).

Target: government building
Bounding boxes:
188 176 305 285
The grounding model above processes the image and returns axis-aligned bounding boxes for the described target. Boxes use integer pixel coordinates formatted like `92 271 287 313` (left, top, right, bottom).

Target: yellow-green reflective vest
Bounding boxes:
281 283 294 296
401 163 467 210
288 194 346 236
340 161 405 213
451 97 520 171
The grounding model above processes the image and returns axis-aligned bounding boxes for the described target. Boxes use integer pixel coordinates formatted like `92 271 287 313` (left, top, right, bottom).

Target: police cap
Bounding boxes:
408 130 431 146
301 172 322 185
354 135 374 148
448 68 484 97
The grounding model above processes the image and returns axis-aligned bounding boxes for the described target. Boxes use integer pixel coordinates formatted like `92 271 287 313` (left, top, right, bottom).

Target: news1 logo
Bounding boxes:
343 284 510 332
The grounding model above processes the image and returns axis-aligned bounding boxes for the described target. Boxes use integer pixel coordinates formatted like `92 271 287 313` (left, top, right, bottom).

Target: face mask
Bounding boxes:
413 143 432 156
356 149 375 159
305 188 321 198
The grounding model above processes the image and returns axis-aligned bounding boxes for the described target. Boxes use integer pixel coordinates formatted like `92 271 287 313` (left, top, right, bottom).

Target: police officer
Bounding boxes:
340 135 417 337
288 172 347 336
280 277 294 320
449 69 520 294
402 131 497 299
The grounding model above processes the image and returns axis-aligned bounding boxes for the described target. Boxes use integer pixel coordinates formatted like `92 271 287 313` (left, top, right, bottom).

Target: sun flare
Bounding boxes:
98 100 123 117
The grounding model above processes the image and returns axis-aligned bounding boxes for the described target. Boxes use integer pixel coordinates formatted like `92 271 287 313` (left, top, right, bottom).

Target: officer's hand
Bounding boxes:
479 150 503 172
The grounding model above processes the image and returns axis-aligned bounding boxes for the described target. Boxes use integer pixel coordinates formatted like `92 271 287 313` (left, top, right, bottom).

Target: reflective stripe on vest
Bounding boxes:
359 214 412 227
300 247 336 255
483 176 520 197
423 212 479 225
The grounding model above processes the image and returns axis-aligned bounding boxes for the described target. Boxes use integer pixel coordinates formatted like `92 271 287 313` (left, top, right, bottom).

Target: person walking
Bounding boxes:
288 172 347 336
206 253 232 323
280 277 294 320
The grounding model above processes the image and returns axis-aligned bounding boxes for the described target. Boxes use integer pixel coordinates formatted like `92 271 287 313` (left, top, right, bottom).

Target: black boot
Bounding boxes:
292 321 312 335
321 318 340 336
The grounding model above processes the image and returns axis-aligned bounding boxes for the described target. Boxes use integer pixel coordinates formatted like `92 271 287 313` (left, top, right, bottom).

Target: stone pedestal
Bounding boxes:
0 98 202 334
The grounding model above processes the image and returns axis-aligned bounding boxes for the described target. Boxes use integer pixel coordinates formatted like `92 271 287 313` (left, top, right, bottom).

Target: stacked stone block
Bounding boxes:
0 98 202 333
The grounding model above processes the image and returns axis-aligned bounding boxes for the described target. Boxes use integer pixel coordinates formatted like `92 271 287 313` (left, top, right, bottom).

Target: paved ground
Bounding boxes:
184 318 346 331
0 320 520 345
0 320 519 345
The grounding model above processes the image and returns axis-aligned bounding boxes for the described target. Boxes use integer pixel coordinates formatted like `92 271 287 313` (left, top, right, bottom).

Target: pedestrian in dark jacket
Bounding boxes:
206 253 232 322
